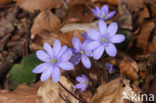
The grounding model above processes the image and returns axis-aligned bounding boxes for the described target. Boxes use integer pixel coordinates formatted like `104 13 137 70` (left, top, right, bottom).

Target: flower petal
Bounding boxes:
36 50 50 62
32 63 49 73
76 76 83 82
52 66 61 83
107 22 118 37
75 84 82 89
101 5 108 14
57 45 68 59
58 62 74 70
70 53 81 66
43 42 53 57
72 37 81 51
87 29 100 40
80 87 87 92
98 20 107 35
111 34 125 43
81 55 91 68
86 41 101 51
61 49 73 61
53 39 61 57
40 66 52 81
106 43 117 57
93 45 105 60
105 11 116 20
95 7 100 11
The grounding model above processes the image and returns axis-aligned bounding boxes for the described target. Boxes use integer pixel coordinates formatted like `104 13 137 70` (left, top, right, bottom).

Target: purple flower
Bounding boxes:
105 63 113 72
75 75 89 92
70 37 92 68
32 40 74 83
91 5 116 20
86 20 125 59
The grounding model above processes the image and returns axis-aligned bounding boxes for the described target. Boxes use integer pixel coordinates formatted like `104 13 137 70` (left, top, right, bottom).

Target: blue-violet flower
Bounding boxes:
91 5 116 20
75 75 89 92
32 40 74 83
86 20 125 59
70 37 92 68
105 63 114 72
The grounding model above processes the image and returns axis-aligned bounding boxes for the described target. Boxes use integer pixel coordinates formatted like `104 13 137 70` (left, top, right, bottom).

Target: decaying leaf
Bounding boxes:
103 52 139 81
90 78 141 103
0 0 13 6
125 0 143 11
31 10 61 40
30 30 58 51
65 3 95 23
35 76 79 103
16 0 62 13
0 82 41 103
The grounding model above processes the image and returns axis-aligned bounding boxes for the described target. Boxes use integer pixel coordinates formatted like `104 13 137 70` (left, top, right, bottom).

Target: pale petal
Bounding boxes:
76 76 83 82
101 5 108 13
40 67 52 81
57 45 68 59
98 20 107 35
53 39 61 57
52 66 61 83
81 55 91 68
36 50 50 62
72 37 81 51
58 62 74 70
61 49 73 61
107 22 118 37
105 11 116 20
106 43 117 57
86 41 101 51
32 63 49 73
43 42 53 57
111 34 125 43
87 29 100 40
93 45 105 60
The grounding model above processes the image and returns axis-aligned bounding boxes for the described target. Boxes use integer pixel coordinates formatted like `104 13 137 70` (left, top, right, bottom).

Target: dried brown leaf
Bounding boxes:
103 52 139 81
90 78 141 103
125 0 143 11
0 0 12 6
16 0 62 13
35 76 79 103
0 82 41 103
31 10 61 40
65 3 95 23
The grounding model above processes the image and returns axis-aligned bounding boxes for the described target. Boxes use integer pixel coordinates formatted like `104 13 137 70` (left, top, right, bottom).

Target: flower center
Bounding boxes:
51 59 56 64
83 81 87 85
101 14 105 18
80 50 84 55
102 38 107 43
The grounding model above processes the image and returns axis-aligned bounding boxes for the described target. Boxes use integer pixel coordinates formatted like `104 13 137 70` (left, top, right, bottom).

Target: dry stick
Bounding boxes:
58 81 87 103
61 0 68 9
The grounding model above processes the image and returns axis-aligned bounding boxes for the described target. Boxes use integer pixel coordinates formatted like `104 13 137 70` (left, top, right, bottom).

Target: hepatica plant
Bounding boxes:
32 5 125 92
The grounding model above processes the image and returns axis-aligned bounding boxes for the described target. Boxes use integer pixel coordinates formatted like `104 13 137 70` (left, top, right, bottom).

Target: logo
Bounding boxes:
122 91 154 102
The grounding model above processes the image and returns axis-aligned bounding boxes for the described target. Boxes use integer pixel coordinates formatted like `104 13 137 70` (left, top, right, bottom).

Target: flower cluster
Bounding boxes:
32 4 125 92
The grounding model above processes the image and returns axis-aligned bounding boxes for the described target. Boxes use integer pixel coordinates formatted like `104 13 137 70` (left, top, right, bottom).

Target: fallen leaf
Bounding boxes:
93 0 120 5
16 0 62 13
0 82 41 103
65 3 95 23
0 0 13 6
116 0 132 30
90 78 141 103
60 21 98 33
30 30 58 51
103 52 139 81
31 10 61 40
125 0 143 11
35 76 79 103
129 22 155 54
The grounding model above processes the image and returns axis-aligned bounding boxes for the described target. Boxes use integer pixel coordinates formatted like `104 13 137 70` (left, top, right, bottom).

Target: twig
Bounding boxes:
58 81 87 103
61 0 68 9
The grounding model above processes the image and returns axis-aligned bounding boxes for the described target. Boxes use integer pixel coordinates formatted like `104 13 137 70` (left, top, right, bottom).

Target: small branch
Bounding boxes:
61 0 68 9
58 81 87 103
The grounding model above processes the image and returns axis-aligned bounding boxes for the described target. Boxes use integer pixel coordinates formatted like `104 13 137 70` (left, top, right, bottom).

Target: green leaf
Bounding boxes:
9 53 42 89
